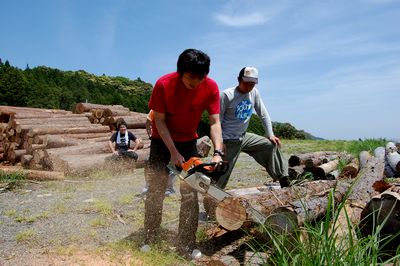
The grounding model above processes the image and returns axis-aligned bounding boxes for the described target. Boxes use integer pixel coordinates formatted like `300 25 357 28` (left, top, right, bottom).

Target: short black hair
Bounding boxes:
237 67 246 82
177 49 210 77
116 118 127 130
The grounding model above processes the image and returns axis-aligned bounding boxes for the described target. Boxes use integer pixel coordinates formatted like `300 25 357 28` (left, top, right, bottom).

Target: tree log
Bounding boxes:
44 148 149 174
338 158 360 179
213 180 339 231
359 151 373 169
387 151 400 175
360 186 400 256
313 159 339 180
332 150 386 243
74 103 129 114
39 135 84 148
0 166 64 180
28 125 110 135
288 151 338 167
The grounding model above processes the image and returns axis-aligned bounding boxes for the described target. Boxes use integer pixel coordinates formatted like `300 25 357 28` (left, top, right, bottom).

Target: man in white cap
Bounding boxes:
216 66 289 188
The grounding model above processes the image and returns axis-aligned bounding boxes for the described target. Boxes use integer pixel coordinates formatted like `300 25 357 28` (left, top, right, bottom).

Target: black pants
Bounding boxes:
107 150 138 161
144 137 199 249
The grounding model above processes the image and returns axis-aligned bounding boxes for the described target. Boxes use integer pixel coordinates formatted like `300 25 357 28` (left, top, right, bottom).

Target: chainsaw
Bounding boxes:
167 157 267 225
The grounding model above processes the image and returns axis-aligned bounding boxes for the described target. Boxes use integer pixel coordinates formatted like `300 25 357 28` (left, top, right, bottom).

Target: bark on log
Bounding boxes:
313 159 339 179
359 151 372 169
39 135 84 148
43 132 112 139
14 117 91 124
387 151 400 175
74 103 129 114
28 125 110 135
288 151 338 167
0 166 64 180
212 180 339 231
360 186 400 255
266 181 351 232
0 105 71 114
45 149 149 174
338 158 360 179
332 150 386 243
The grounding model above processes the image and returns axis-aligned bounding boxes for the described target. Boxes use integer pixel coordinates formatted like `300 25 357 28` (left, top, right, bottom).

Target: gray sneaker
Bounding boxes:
165 188 175 196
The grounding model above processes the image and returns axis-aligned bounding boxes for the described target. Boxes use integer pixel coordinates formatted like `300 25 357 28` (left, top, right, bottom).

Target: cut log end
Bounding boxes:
215 197 247 231
360 191 400 255
265 207 299 234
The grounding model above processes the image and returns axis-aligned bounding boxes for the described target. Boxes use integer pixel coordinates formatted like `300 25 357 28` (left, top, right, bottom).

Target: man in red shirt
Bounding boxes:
144 49 224 256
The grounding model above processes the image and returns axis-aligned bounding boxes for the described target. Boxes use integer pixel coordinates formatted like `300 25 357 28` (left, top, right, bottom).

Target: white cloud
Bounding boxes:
214 12 267 27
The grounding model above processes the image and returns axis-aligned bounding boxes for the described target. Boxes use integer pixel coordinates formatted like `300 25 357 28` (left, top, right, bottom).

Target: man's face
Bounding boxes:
238 80 256 94
181 72 206 89
119 125 127 133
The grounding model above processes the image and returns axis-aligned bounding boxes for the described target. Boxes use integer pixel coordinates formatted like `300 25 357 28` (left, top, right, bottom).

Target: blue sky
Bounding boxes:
1 0 399 140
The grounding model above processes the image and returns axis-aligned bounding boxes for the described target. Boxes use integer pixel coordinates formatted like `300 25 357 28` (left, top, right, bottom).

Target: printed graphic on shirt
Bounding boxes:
119 136 128 147
235 100 253 121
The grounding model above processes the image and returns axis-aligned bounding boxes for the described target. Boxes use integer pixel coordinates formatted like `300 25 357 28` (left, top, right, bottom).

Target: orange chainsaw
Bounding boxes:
167 157 267 224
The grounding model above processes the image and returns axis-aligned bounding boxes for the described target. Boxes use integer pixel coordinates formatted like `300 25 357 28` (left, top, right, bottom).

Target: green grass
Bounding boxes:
282 138 387 157
89 217 109 228
105 240 187 266
93 199 113 216
15 229 37 243
248 187 400 265
119 194 134 205
0 170 26 189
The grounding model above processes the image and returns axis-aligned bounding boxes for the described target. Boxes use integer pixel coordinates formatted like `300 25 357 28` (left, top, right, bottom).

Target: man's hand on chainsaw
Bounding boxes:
211 154 223 163
171 151 185 168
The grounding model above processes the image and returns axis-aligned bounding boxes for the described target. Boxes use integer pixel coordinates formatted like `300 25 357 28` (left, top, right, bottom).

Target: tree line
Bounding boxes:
0 58 314 139
0 59 152 113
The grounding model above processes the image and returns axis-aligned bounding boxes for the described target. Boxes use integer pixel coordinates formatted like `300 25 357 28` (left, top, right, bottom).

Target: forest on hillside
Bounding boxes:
0 58 313 139
0 59 152 113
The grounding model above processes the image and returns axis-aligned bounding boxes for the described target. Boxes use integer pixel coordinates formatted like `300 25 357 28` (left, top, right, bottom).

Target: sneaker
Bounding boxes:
279 176 290 188
165 188 175 196
141 187 148 195
140 244 151 253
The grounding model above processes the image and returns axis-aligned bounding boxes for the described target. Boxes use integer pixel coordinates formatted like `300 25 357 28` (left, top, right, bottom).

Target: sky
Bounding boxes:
1 0 399 140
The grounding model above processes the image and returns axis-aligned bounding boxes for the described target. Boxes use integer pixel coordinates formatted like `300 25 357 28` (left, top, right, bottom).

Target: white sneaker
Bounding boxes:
140 244 151 253
191 249 202 259
141 187 148 195
165 188 175 196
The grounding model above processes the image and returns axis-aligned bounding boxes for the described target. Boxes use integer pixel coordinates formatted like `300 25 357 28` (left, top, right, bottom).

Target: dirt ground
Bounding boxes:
0 153 278 265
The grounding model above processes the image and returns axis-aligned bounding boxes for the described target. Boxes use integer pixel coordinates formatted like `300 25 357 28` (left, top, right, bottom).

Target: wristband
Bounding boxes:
213 149 224 157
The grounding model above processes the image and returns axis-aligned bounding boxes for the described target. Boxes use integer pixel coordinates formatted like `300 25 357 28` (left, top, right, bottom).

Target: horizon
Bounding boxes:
1 0 399 141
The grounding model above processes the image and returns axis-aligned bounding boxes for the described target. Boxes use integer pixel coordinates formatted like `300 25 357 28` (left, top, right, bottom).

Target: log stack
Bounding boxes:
198 143 400 264
0 105 150 176
73 102 148 130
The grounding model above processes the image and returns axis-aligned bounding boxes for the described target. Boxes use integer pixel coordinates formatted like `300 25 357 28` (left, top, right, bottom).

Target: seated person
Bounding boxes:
108 122 141 161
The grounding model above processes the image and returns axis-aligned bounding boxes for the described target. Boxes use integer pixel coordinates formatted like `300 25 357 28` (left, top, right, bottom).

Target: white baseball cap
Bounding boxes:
242 66 258 84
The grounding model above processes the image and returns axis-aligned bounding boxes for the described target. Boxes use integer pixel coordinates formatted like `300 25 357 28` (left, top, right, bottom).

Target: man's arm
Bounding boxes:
153 110 184 167
145 118 152 138
253 89 281 146
108 140 118 155
209 113 224 162
132 138 142 151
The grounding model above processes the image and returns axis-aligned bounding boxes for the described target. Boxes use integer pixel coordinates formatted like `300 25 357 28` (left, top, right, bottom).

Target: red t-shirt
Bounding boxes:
149 72 220 142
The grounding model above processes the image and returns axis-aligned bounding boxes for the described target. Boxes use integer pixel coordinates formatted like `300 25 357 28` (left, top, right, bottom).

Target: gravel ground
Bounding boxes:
0 153 280 265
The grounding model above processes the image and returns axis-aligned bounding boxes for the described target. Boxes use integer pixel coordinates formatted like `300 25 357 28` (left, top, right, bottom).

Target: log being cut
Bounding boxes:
212 180 339 231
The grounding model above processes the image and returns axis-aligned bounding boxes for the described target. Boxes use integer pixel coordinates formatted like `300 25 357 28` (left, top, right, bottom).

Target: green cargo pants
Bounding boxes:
216 132 288 189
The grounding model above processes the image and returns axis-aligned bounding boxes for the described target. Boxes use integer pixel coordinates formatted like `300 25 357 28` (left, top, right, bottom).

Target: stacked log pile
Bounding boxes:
0 105 150 177
73 102 148 130
200 142 400 265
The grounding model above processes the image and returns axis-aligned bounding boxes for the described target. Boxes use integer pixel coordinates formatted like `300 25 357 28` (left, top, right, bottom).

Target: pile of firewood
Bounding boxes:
200 142 400 265
0 105 150 177
73 102 148 130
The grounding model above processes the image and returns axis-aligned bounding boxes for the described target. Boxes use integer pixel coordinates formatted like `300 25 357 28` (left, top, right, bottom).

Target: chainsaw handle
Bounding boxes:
186 162 217 175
